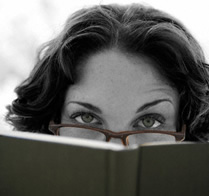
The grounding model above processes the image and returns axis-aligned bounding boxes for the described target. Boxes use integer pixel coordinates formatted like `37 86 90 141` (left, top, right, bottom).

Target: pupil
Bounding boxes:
143 118 154 128
81 114 93 123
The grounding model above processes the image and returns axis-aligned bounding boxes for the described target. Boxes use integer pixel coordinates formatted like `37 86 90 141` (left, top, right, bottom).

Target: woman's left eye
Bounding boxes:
73 113 100 124
135 114 165 129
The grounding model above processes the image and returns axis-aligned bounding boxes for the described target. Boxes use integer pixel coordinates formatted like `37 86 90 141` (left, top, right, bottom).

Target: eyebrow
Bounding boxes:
67 101 102 114
67 99 173 114
136 99 173 113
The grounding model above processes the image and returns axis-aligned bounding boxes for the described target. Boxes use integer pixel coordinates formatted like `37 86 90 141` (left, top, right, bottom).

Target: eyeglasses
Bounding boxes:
49 122 186 146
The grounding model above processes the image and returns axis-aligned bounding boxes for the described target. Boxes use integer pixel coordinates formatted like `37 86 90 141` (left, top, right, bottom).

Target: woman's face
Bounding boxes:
61 48 179 145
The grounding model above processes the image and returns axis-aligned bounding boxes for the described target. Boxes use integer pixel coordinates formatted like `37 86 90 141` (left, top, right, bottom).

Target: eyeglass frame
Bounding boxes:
49 122 186 146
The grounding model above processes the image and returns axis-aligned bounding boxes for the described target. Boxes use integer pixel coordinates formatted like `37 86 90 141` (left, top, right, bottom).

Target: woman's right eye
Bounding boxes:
71 112 101 125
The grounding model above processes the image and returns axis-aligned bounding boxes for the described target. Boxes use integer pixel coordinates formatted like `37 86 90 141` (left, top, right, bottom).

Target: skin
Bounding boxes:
61 48 179 145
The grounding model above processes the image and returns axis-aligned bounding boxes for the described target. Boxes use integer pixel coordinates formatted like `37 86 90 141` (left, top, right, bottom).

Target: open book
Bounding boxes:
0 130 209 196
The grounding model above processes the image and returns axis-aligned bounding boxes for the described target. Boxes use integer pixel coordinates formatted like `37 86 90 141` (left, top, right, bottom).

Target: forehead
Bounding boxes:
67 48 178 107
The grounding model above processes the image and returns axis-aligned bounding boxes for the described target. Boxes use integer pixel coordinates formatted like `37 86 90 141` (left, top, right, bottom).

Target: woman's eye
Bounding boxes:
135 115 164 129
73 113 100 124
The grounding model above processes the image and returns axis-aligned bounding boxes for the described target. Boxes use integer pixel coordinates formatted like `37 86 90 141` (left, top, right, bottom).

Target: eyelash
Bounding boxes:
69 110 165 129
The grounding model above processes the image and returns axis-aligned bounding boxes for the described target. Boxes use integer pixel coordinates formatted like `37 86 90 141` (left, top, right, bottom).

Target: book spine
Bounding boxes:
106 149 140 196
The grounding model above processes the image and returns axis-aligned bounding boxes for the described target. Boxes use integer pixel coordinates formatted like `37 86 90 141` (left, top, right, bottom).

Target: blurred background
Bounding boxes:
1 0 209 131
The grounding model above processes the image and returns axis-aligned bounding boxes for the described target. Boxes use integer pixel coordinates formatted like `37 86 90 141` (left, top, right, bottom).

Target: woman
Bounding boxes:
6 3 209 145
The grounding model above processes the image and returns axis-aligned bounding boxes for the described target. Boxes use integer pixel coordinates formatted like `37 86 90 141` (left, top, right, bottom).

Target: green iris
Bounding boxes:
81 113 94 123
142 117 155 128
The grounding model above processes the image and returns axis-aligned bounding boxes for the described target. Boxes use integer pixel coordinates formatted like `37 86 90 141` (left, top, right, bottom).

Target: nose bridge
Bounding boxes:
107 133 145 146
103 100 134 132
106 117 130 133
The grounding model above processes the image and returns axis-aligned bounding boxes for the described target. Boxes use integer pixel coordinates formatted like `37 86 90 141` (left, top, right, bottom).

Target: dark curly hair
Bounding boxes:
6 3 209 141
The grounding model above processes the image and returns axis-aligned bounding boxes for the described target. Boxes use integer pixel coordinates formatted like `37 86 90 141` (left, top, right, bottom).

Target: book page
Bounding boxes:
0 129 126 151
